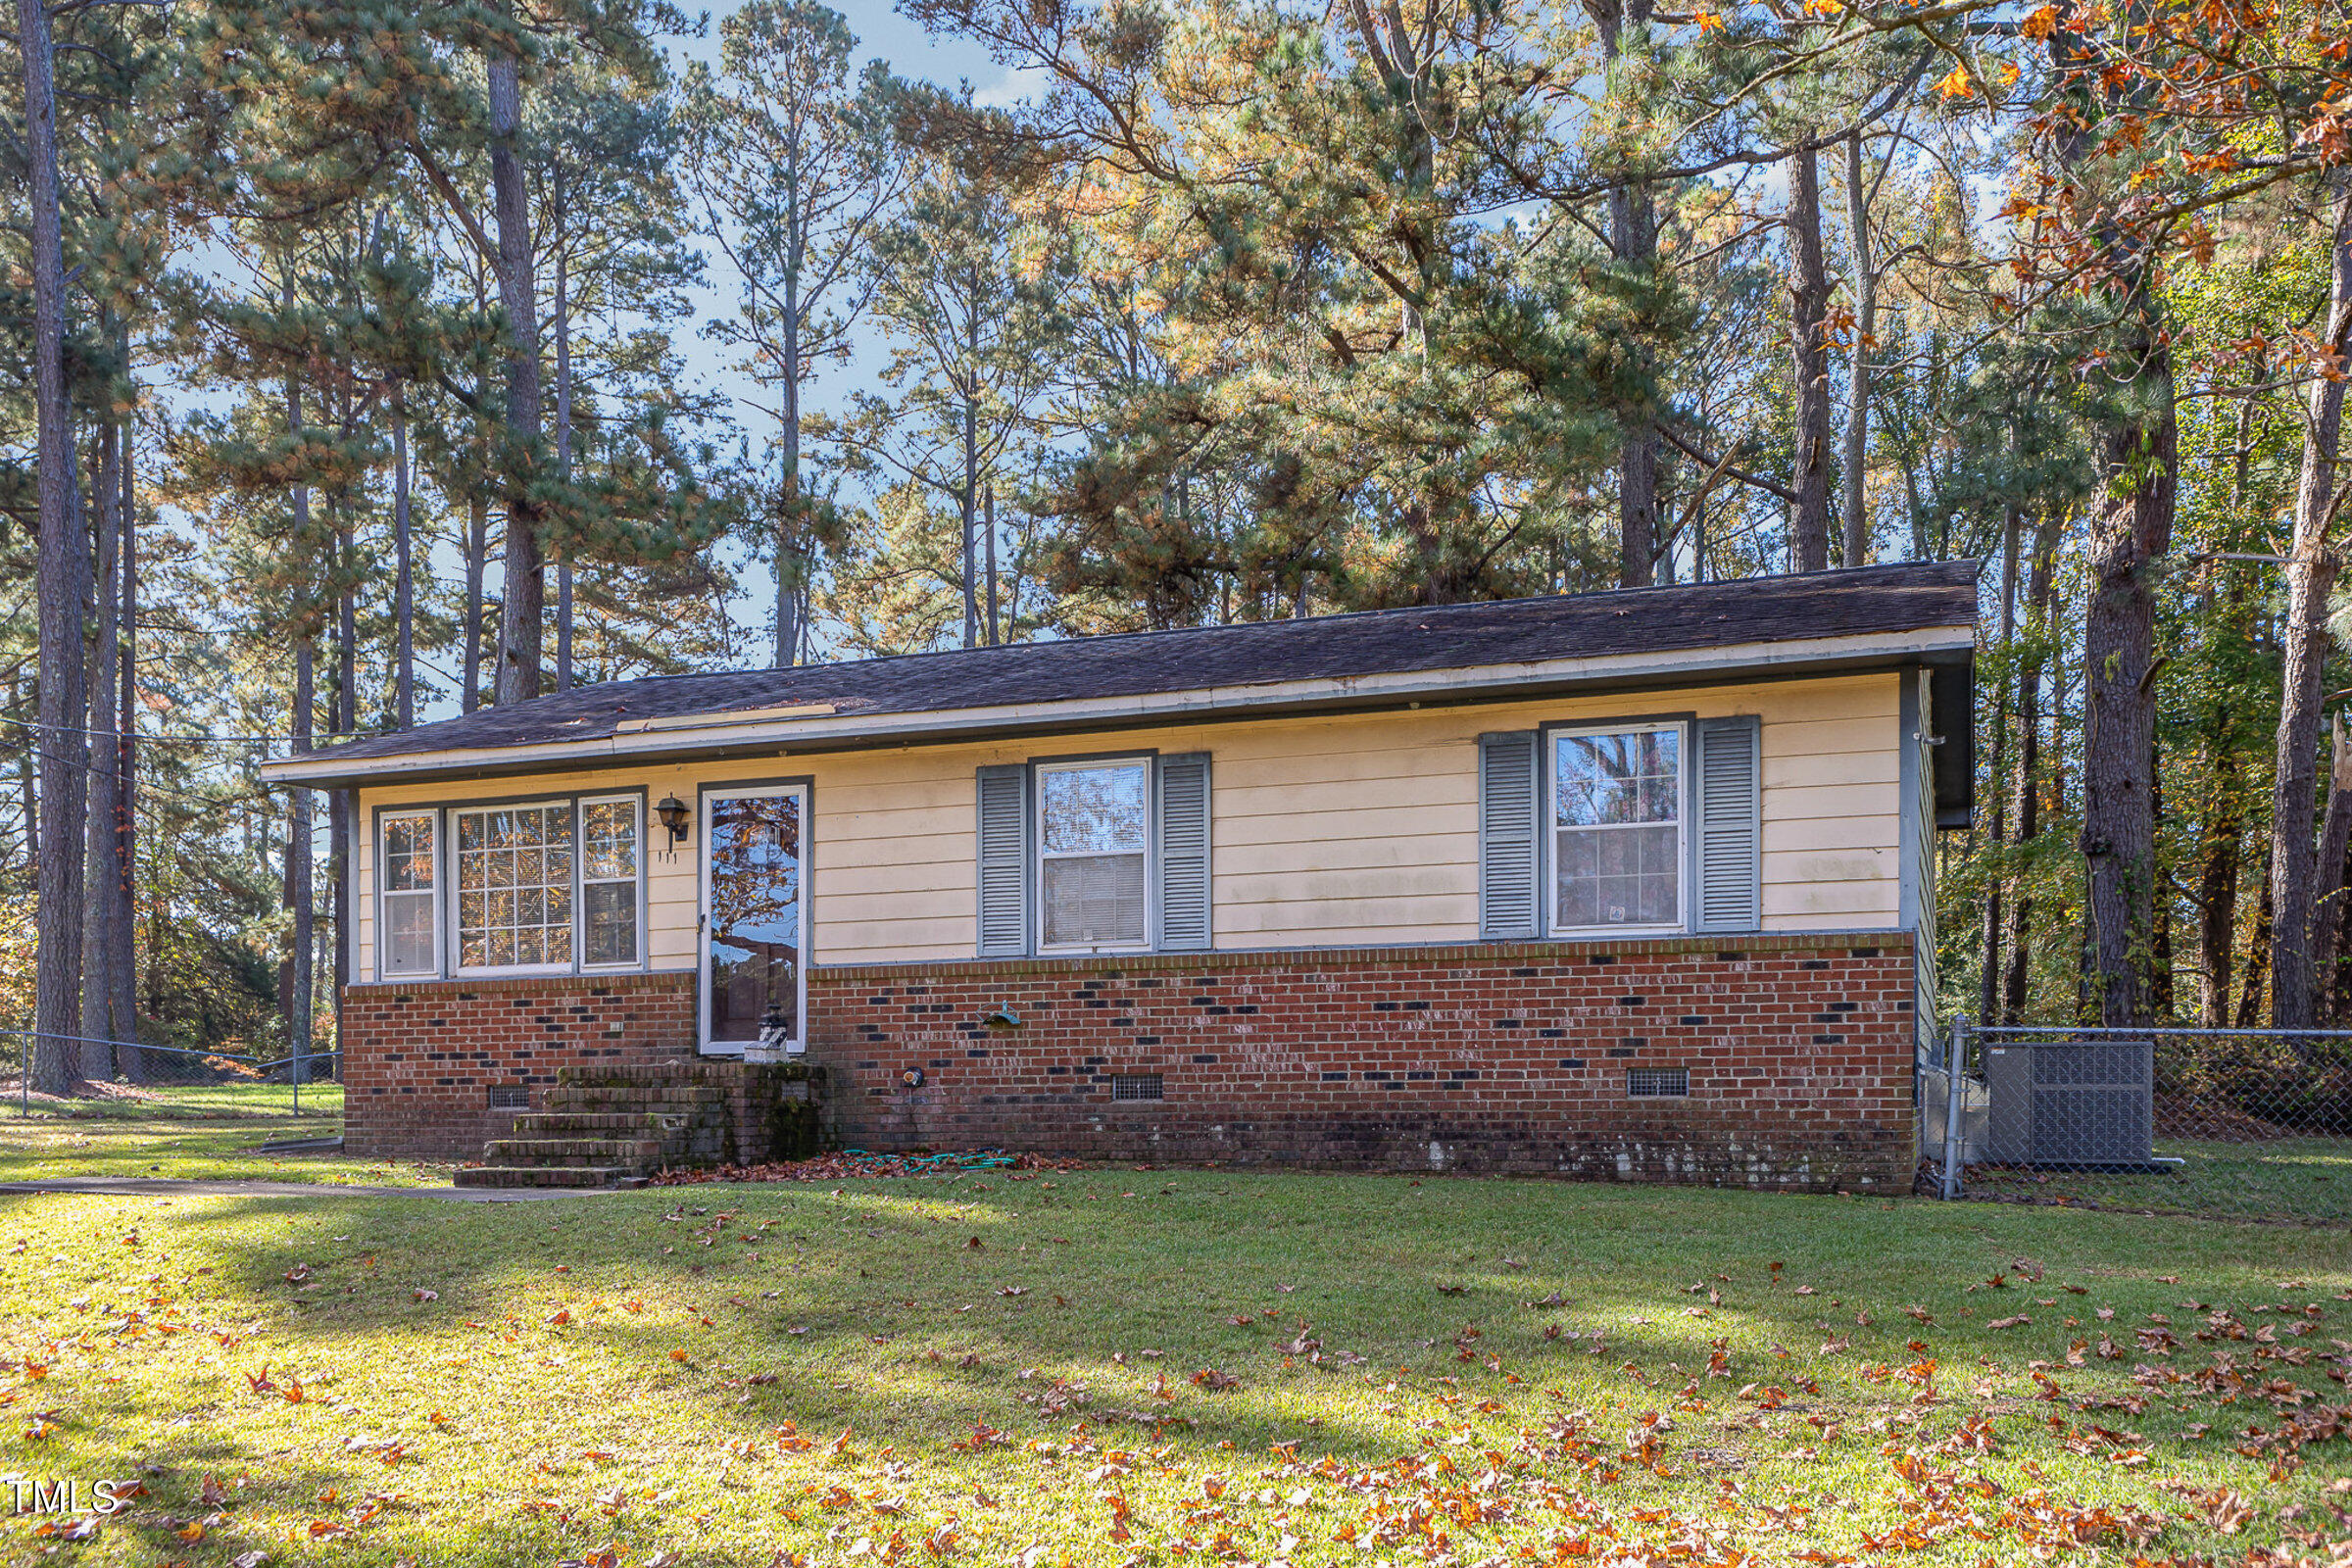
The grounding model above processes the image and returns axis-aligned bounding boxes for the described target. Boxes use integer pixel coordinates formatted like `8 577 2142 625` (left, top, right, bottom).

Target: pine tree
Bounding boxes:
681 0 905 667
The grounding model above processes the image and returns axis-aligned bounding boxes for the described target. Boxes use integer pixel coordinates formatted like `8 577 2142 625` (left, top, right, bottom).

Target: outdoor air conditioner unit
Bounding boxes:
1982 1039 2156 1169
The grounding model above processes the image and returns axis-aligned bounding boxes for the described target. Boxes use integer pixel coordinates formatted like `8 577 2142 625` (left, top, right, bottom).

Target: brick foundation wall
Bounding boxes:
806 934 1919 1190
339 971 698 1158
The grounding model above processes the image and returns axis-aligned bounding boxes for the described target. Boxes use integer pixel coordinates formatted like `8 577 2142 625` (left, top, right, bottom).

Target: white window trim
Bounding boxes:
577 793 647 971
1034 756 1154 956
1547 719 1690 939
376 808 443 980
449 798 580 978
698 783 811 1056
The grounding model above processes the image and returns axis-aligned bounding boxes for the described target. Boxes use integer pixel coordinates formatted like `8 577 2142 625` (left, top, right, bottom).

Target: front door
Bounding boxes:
701 786 809 1054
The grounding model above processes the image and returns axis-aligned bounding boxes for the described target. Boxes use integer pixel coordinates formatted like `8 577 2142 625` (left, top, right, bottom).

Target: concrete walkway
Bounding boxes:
0 1177 617 1202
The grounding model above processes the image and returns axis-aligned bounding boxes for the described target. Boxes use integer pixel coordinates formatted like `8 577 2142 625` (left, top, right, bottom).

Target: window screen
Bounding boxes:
1038 760 1149 949
1111 1073 1164 1102
379 811 438 976
1554 725 1682 932
580 797 641 967
454 803 574 970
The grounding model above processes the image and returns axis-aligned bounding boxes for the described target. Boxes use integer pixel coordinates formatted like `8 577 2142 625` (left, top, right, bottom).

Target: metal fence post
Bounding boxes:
1939 1012 1970 1200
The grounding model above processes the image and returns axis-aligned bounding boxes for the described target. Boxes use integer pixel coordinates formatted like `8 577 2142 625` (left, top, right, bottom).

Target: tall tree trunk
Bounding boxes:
2193 779 2241 1027
776 207 804 670
330 515 354 1068
21 0 85 1098
286 637 314 1080
393 390 416 729
1979 505 2021 1022
1839 130 1875 568
2149 759 2174 1019
1999 509 2062 1023
285 377 315 1082
960 373 980 650
464 490 488 713
489 47 547 705
83 421 123 1075
1786 143 1834 573
984 482 1002 646
2082 351 2176 1027
2308 714 2352 1002
1610 175 1657 587
1585 0 1660 587
554 213 574 694
12 676 34 879
2265 175 2352 1028
2236 850 2273 1029
113 410 139 1080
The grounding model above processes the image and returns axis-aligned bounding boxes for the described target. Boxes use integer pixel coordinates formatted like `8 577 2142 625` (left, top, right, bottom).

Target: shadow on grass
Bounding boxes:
105 1173 2352 1468
10 1175 2351 1565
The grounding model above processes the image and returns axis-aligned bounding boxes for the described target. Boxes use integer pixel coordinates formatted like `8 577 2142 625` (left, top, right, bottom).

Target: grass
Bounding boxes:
0 1172 2344 1567
1968 1136 2352 1224
0 1084 455 1189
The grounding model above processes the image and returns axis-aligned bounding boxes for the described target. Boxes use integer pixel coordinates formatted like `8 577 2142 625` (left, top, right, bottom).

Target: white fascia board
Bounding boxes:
259 624 1974 788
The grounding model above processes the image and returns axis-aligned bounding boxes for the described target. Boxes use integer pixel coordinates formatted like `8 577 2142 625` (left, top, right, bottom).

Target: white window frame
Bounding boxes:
698 783 811 1056
1034 756 1154 956
448 798 579 978
577 793 646 971
1547 720 1689 938
376 808 442 979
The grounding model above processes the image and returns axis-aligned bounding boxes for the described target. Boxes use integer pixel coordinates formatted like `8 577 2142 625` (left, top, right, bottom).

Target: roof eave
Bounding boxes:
258 624 1977 790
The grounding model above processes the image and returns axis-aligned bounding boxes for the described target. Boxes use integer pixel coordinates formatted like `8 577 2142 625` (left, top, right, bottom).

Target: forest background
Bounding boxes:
3 0 2348 1085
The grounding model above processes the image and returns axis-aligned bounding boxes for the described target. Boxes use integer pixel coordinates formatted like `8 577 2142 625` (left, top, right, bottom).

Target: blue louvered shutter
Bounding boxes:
1154 753 1212 951
976 764 1030 956
1479 731 1542 940
1693 715 1761 932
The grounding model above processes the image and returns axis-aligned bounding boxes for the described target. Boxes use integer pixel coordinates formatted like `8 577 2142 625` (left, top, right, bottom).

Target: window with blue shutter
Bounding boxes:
978 754 1214 956
1479 731 1542 940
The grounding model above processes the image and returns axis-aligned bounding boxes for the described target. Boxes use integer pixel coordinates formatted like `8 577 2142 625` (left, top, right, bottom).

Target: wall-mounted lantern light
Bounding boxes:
657 796 692 846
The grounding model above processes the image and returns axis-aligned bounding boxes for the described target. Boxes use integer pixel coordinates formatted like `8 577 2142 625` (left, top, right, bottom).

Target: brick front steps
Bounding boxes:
453 1059 821 1189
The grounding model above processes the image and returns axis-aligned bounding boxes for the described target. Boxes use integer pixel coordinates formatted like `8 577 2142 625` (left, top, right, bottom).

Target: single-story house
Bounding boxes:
260 560 1979 1189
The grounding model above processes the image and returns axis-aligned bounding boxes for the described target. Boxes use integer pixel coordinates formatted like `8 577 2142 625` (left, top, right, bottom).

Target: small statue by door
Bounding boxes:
748 1004 797 1064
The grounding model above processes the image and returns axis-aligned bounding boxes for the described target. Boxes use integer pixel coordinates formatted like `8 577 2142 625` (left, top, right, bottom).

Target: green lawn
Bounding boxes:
0 1173 2344 1567
0 1084 454 1188
0 1081 340 1123
1968 1137 2352 1223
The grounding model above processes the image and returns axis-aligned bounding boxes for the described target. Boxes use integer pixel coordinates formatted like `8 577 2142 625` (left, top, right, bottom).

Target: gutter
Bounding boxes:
259 624 1977 789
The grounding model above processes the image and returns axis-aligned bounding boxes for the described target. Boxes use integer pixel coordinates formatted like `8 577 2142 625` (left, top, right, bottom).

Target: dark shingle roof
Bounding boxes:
279 561 1978 778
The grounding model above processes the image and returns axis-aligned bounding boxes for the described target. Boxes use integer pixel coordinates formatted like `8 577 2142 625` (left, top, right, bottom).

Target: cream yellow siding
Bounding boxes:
348 670 1905 978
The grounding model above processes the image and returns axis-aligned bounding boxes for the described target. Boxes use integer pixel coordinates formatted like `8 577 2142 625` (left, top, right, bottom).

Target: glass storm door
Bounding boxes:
701 787 808 1054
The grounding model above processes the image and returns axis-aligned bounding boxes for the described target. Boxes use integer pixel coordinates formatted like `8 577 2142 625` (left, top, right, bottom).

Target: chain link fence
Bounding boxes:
0 1029 343 1154
1928 1020 2352 1223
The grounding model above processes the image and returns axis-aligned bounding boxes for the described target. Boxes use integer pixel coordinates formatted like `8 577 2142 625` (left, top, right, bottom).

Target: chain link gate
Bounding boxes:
1933 1016 2352 1222
0 1029 344 1164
